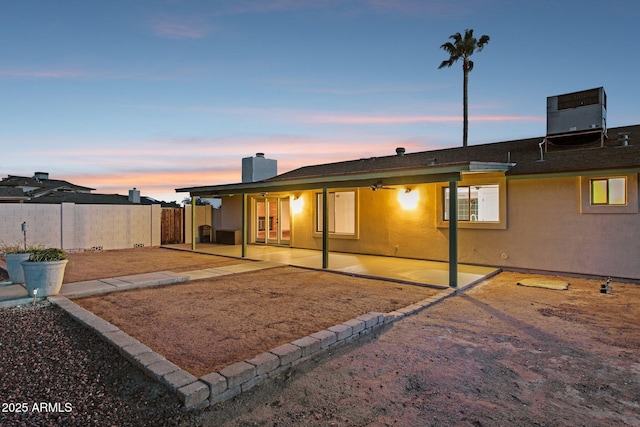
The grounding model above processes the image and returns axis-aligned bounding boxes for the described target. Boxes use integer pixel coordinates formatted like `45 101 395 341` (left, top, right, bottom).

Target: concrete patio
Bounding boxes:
164 243 500 289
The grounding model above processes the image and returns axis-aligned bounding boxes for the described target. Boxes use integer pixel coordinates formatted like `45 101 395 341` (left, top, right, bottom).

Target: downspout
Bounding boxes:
191 195 197 251
448 180 458 288
322 187 329 269
241 193 247 258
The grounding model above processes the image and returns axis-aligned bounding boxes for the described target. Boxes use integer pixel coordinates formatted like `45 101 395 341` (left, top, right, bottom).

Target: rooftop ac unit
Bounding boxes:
547 87 606 136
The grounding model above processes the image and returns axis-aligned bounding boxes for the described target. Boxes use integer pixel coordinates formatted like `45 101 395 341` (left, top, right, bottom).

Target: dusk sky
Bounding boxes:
2 0 639 203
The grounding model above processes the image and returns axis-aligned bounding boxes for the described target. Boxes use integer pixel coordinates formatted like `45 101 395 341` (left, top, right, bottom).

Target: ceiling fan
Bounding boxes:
370 181 394 191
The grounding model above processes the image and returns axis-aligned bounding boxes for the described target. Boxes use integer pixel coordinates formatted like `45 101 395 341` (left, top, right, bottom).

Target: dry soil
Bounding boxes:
7 247 638 426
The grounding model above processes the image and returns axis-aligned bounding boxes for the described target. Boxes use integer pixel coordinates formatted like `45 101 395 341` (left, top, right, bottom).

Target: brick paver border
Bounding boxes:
48 284 457 410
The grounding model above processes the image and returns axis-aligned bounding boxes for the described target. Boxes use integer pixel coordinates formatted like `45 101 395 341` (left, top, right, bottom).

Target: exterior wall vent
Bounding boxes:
547 87 607 137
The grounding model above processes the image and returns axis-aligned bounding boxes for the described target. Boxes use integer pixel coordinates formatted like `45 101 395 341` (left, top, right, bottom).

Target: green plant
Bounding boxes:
0 242 44 259
27 248 68 262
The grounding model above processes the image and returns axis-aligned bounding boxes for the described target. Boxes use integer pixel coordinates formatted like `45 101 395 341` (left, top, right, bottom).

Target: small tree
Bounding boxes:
439 29 490 147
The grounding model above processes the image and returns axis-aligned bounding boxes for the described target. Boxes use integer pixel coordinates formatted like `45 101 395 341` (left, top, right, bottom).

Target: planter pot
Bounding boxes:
21 259 68 297
5 253 32 284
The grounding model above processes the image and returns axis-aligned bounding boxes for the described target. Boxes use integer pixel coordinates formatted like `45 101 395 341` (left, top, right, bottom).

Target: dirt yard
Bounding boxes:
73 266 439 377
62 247 248 283
193 272 640 426
55 248 640 425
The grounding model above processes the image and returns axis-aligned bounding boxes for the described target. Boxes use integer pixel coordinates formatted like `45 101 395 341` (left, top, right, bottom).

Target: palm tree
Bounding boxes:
438 29 490 147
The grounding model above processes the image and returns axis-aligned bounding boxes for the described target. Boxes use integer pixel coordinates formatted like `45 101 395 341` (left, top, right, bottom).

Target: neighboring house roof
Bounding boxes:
0 174 94 197
0 173 177 206
178 124 640 197
0 187 30 202
23 192 176 206
24 192 136 205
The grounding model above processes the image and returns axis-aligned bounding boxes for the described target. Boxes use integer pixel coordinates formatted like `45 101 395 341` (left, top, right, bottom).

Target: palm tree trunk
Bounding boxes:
462 60 469 147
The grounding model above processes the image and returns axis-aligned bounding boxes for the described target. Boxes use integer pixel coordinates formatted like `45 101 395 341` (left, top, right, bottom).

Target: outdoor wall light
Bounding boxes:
291 195 304 214
398 188 419 209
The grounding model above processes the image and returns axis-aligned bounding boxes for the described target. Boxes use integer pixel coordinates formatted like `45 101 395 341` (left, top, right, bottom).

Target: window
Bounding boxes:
436 176 507 230
316 190 356 235
591 177 626 205
443 185 499 222
580 174 636 214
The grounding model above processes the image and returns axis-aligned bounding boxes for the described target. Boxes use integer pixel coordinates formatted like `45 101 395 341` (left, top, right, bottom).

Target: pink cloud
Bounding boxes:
223 0 465 16
2 131 456 203
150 17 211 39
67 168 241 201
0 69 87 79
225 0 331 14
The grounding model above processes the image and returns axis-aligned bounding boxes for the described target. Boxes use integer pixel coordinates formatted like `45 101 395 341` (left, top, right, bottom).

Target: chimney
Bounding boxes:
242 153 277 183
33 172 49 181
395 147 405 156
128 188 140 204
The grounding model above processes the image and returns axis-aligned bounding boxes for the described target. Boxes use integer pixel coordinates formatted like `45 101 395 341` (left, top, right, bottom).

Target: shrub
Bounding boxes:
27 248 68 262
0 242 44 260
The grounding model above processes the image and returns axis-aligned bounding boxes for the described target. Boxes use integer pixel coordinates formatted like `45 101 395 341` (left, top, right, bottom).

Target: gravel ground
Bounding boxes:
0 302 196 427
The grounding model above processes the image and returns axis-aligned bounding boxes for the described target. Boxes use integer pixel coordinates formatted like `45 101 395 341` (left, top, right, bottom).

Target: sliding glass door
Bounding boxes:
255 197 290 245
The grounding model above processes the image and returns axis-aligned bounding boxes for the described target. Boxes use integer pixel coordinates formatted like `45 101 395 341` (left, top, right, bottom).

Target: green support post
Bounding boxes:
322 187 329 269
241 193 247 258
449 180 458 288
191 195 197 251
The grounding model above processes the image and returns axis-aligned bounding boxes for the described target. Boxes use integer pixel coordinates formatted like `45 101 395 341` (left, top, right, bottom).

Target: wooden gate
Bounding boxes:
161 208 184 244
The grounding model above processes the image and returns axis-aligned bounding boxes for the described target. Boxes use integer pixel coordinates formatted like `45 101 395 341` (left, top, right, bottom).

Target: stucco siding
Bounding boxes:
493 176 640 278
218 173 640 279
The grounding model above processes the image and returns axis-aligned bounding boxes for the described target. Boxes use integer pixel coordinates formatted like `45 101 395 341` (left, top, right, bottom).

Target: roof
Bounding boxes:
24 192 135 205
23 192 176 206
0 173 178 206
276 124 640 180
177 124 640 197
0 187 30 202
0 175 94 197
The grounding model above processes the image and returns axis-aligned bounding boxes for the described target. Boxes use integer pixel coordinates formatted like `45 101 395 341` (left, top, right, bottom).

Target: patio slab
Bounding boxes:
213 261 284 274
0 259 293 308
0 272 190 307
60 280 119 298
0 284 33 308
166 244 499 288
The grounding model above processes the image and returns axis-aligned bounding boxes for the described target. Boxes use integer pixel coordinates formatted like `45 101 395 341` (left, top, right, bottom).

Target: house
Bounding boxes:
0 188 29 203
0 172 95 198
177 88 640 283
0 173 178 207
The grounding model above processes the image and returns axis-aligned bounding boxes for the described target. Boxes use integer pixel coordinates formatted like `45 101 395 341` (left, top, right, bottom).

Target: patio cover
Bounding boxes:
177 160 513 287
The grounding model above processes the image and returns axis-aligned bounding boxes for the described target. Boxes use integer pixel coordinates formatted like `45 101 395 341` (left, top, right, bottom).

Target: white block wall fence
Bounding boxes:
0 203 162 251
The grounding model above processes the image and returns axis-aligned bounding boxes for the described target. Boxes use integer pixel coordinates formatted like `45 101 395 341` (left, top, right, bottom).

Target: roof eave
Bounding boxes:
508 165 640 180
177 161 513 197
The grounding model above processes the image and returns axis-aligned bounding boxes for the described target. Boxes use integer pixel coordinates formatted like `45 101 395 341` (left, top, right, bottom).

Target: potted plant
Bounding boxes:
21 248 69 297
0 242 42 285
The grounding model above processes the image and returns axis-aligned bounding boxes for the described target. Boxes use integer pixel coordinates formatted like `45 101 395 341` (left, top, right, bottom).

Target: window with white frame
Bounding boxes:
443 185 500 222
316 190 356 235
590 177 626 205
